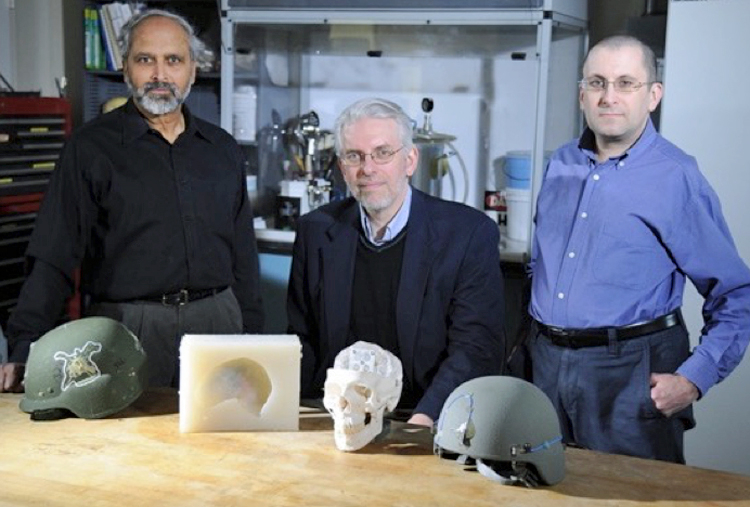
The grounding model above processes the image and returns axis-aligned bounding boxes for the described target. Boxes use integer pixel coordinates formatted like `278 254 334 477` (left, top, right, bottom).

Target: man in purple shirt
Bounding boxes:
528 35 750 463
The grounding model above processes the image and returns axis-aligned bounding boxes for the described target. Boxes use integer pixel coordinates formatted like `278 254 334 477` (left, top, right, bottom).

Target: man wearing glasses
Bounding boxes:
527 35 750 463
287 97 505 427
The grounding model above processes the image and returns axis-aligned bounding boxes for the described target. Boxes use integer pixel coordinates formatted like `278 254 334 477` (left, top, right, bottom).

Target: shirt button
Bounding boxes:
580 212 588 218
568 252 575 258
557 292 565 299
619 161 625 167
593 174 600 181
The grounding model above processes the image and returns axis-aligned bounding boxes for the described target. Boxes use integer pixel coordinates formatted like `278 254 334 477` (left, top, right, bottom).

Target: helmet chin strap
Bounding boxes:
30 408 76 421
476 458 540 488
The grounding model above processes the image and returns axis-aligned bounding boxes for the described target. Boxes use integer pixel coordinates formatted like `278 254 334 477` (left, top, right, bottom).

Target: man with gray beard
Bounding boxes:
287 98 505 426
0 10 264 393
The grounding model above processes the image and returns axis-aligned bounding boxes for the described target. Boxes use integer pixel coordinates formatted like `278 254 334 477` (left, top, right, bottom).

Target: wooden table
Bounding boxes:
2 389 749 506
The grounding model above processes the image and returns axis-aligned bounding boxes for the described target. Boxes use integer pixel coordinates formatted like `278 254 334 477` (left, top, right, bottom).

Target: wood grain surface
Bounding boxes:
2 389 749 506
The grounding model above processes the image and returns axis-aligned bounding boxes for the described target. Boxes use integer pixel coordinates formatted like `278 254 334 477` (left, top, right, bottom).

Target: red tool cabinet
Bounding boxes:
0 96 78 331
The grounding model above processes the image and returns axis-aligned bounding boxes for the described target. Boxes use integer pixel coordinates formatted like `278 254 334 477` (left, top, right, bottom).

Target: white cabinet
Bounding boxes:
219 1 587 261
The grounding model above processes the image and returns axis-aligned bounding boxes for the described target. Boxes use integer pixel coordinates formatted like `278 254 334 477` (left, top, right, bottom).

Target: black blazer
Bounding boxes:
287 189 505 420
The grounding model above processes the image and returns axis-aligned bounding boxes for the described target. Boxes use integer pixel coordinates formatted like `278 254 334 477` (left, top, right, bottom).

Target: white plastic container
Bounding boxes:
505 188 531 242
246 174 258 202
233 85 257 142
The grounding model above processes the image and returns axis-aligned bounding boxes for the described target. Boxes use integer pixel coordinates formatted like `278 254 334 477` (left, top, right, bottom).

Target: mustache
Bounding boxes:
142 81 178 95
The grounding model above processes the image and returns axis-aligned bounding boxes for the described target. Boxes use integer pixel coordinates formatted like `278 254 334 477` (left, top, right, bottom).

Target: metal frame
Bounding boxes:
219 6 587 259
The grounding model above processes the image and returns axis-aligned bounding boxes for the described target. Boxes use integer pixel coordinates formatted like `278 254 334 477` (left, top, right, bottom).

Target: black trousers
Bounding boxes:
86 288 243 388
529 322 696 464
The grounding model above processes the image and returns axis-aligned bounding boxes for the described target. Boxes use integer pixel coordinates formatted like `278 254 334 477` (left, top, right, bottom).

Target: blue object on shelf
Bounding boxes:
503 151 531 190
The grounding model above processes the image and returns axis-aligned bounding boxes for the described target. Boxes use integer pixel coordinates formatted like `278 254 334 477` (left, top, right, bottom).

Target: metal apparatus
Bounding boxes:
258 110 337 230
411 98 469 203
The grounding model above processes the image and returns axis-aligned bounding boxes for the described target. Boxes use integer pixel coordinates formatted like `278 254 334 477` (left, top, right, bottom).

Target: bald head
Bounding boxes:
584 35 658 84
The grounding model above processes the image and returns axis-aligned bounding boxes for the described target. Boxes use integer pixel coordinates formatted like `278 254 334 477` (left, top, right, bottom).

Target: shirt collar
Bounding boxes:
120 98 207 144
579 117 658 165
121 99 149 143
360 185 412 246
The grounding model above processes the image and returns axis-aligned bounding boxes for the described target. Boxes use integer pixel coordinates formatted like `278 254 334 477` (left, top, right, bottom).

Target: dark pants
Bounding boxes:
86 288 243 388
529 323 696 464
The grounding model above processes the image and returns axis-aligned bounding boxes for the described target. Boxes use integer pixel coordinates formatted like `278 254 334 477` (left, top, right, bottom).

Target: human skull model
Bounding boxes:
323 341 403 451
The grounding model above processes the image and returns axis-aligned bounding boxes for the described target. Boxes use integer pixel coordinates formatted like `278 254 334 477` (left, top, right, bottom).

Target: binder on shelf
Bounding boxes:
84 7 92 69
99 4 118 71
87 2 148 72
104 3 123 69
84 7 106 71
92 2 138 70
92 8 105 70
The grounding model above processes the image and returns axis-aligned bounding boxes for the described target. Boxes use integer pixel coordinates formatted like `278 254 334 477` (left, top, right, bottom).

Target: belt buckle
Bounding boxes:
551 326 574 339
548 327 576 348
162 289 189 306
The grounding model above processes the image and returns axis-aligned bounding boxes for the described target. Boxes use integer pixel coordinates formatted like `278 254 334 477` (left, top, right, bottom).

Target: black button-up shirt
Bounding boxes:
7 100 263 361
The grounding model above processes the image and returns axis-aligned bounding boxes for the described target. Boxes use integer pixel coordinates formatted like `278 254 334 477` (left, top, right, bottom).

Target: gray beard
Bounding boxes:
127 78 191 115
353 176 409 216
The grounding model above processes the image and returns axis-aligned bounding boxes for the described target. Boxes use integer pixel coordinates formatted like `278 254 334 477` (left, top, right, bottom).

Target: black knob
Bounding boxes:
300 110 319 127
421 98 434 113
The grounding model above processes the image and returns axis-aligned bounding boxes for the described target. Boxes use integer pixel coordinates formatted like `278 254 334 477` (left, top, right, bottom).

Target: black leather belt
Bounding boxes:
535 311 680 349
144 287 226 306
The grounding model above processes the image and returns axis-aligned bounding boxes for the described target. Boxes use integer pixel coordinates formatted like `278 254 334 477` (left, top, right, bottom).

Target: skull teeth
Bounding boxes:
341 423 366 435
336 411 374 435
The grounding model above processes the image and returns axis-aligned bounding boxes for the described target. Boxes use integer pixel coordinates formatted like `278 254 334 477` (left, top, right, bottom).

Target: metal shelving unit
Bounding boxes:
219 0 588 261
218 0 588 335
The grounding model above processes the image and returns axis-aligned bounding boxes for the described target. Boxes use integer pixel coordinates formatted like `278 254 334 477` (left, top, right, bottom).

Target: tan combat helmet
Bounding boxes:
434 376 565 487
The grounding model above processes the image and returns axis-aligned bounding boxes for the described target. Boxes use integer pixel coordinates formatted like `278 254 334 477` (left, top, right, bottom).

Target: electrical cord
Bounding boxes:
0 71 15 92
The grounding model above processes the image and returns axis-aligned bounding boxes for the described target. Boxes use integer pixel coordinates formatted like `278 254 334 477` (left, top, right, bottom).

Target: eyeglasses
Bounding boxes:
579 78 653 93
339 146 404 167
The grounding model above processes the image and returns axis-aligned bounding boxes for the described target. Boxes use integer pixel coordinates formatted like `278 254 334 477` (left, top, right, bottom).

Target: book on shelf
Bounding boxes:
84 6 105 70
99 4 118 70
84 7 92 69
92 8 104 70
86 2 144 72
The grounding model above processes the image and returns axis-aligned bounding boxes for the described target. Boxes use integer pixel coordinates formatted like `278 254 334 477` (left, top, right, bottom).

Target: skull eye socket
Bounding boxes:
324 383 342 397
353 384 372 399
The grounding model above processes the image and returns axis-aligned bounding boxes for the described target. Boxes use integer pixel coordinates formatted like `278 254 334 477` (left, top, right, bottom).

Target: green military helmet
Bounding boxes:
434 376 565 487
20 317 148 420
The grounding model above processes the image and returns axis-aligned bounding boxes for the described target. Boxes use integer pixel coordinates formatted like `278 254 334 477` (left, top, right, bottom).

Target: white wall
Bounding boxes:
661 0 750 476
301 54 490 210
0 0 16 88
10 0 64 96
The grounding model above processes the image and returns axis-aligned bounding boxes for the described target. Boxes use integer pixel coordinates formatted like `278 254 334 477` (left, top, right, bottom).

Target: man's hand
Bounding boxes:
0 363 25 393
650 373 699 417
407 412 433 427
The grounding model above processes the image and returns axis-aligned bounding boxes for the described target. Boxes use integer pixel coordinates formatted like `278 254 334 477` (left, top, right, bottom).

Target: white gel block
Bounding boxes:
179 334 301 433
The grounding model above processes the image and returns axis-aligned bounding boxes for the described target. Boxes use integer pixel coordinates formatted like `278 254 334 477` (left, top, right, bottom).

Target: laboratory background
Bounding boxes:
1 0 748 477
